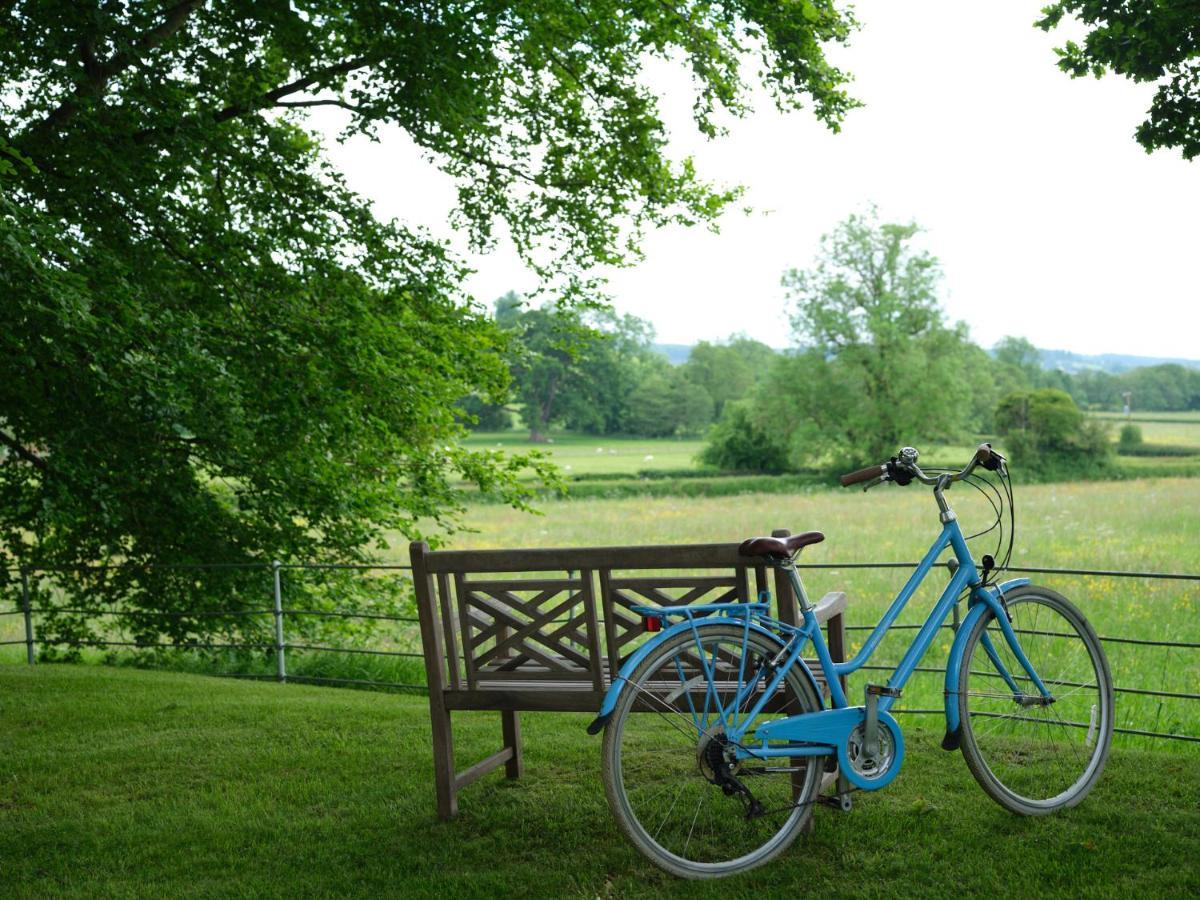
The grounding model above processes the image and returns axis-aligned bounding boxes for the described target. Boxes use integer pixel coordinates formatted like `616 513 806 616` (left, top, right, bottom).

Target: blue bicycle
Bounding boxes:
590 444 1114 878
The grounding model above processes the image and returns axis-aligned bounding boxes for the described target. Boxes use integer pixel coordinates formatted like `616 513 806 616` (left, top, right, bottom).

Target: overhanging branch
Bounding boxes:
0 430 49 473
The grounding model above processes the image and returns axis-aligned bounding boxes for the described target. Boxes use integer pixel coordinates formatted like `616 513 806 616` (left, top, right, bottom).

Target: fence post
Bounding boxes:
272 561 286 683
20 568 34 665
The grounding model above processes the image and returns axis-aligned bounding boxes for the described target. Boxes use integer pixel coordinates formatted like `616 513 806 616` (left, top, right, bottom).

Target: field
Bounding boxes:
2 665 1198 898
6 476 1197 745
421 477 1200 747
462 431 708 477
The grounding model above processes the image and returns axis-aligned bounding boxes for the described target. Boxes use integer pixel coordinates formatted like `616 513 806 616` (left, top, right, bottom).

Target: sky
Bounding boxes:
313 1 1200 358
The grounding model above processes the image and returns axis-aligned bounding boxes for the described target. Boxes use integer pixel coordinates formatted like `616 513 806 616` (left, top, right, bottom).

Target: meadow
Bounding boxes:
6 476 1196 746
419 476 1200 748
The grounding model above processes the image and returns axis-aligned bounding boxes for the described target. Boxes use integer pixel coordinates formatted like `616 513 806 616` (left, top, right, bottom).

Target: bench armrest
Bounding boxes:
810 591 848 625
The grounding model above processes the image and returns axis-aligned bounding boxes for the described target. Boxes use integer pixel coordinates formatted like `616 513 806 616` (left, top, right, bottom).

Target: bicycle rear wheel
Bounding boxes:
601 623 824 879
957 585 1113 814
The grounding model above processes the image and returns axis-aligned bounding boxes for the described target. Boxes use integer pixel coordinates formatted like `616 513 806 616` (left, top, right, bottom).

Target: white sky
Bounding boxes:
314 1 1200 359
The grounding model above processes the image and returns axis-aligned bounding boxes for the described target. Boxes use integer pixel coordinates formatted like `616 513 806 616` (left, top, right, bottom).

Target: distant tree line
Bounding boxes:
461 211 1194 475
459 292 776 443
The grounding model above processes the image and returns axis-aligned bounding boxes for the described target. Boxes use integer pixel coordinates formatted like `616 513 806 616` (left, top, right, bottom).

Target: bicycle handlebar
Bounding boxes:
839 443 1004 490
839 464 887 487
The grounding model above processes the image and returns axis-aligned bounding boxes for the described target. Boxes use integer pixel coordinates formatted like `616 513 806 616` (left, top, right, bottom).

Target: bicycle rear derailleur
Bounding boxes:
699 733 766 820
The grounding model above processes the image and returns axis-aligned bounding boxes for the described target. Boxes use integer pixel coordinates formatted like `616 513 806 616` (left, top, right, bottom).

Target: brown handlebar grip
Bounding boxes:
840 464 885 487
974 443 993 464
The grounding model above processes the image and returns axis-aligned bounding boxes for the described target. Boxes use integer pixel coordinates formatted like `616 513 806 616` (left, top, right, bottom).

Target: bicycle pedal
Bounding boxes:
865 684 902 698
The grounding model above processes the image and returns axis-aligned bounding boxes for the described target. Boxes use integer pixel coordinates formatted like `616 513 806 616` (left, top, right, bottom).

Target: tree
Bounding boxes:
994 388 1112 476
993 337 1043 384
682 336 776 419
1037 1 1200 159
0 2 858 645
698 403 791 472
769 210 978 466
624 368 715 438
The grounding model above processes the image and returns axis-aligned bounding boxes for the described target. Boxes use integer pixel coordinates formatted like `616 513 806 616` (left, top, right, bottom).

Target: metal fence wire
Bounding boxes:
3 560 1198 744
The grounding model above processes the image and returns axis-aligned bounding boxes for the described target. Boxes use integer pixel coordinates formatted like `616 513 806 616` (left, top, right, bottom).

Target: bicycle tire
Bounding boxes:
601 622 823 878
957 585 1113 815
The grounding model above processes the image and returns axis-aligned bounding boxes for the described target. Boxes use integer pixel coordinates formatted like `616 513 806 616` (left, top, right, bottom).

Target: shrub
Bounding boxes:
995 388 1114 478
1118 424 1143 449
698 404 792 473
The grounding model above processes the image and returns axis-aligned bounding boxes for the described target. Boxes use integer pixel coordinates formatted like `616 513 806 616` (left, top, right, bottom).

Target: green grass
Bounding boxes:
2 665 1197 898
416 477 1200 744
462 431 708 477
1090 412 1200 448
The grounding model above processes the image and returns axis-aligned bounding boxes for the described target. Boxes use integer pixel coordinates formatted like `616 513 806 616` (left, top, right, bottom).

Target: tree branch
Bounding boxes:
212 55 373 124
274 98 365 114
132 54 376 145
0 430 49 473
30 0 204 136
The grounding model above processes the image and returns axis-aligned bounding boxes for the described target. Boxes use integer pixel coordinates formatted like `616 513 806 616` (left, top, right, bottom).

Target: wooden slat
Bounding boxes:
454 571 478 690
467 578 579 593
736 564 750 602
445 689 606 712
608 576 736 590
437 571 462 690
423 542 751 574
599 568 620 684
472 592 590 671
454 747 514 790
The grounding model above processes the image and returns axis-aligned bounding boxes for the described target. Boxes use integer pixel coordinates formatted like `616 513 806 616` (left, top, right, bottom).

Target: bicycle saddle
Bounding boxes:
737 531 824 558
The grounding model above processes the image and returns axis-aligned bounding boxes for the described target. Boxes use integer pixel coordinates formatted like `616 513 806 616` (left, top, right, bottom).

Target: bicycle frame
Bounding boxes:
592 515 1051 789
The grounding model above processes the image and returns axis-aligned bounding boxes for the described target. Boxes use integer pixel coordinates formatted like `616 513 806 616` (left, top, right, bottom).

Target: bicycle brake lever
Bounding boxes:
862 475 889 492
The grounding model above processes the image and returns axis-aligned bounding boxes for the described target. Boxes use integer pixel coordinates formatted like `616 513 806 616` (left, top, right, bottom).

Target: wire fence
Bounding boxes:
4 559 1198 744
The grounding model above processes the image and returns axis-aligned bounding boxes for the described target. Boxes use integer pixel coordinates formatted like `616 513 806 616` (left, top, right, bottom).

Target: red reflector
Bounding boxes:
643 615 662 633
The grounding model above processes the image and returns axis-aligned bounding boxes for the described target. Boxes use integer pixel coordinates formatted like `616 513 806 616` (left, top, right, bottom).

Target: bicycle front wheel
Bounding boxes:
957 585 1113 815
601 623 824 879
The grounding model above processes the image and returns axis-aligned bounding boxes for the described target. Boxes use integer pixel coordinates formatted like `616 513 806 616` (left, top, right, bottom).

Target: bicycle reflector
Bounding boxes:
642 615 663 633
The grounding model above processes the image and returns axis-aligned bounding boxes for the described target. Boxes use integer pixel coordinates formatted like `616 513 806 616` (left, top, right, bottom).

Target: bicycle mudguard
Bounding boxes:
585 617 823 735
941 578 1031 749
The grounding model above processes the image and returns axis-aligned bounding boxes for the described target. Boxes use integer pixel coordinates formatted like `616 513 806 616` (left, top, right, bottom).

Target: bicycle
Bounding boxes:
587 443 1114 879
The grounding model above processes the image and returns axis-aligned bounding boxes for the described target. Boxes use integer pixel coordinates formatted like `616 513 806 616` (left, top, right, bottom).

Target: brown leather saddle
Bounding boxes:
737 531 824 559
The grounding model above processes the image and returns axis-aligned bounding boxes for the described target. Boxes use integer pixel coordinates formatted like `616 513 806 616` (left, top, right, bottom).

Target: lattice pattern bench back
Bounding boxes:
411 540 805 706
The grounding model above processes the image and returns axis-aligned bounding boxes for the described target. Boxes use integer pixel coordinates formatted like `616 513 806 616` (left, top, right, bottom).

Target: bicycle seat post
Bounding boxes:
779 555 813 614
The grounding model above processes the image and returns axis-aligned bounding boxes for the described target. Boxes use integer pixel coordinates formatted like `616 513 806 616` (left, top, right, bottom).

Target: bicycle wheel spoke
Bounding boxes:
959 588 1112 814
603 623 823 876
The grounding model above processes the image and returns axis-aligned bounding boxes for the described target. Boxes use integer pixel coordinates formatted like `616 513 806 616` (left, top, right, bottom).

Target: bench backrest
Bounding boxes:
410 536 807 699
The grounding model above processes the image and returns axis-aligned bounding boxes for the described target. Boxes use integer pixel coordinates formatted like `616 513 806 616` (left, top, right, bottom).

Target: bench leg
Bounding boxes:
502 710 523 779
431 699 458 820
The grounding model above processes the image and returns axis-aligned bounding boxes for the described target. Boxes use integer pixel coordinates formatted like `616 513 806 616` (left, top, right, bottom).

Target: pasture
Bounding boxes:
2 665 1197 898
428 477 1200 747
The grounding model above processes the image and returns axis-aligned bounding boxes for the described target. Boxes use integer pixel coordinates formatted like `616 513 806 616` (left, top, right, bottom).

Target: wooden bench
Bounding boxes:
410 531 848 820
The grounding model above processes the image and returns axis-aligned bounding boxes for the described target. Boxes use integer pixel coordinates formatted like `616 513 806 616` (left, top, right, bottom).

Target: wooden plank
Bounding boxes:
454 571 478 690
811 591 848 625
771 529 797 626
410 541 458 820
467 578 580 593
579 569 605 692
445 689 607 712
422 542 750 574
437 571 462 691
608 576 736 590
736 564 750 602
501 711 523 779
599 568 621 682
454 747 514 791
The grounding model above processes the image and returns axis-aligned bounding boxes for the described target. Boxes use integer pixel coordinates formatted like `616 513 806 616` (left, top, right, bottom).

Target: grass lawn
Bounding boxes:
2 665 1197 898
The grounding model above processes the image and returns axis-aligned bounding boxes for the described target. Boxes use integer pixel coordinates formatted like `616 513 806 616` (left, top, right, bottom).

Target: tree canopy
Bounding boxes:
0 2 858 641
1038 1 1200 159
